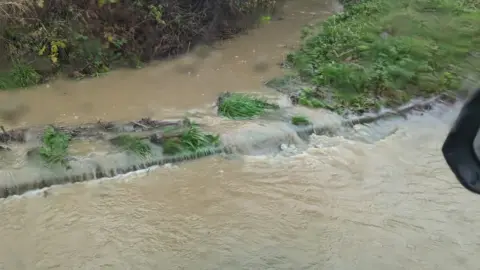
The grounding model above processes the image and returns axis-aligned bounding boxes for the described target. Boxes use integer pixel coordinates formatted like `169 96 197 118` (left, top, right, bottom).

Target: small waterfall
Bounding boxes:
0 96 450 198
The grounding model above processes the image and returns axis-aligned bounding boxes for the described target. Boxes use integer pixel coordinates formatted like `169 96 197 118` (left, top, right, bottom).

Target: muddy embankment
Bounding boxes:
0 91 446 198
0 0 278 88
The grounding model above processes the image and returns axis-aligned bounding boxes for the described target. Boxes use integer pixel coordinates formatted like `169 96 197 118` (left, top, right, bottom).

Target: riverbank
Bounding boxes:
0 0 277 89
267 0 480 115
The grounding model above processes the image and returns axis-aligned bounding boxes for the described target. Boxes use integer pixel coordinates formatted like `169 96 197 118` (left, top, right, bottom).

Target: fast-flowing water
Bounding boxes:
1 102 479 270
1 0 480 269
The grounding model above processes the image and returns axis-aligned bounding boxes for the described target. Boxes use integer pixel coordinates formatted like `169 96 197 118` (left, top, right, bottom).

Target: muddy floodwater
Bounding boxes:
1 0 480 269
0 102 479 270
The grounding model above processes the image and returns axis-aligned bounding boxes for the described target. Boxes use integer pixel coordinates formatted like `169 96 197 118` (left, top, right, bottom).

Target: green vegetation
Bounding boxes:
162 126 220 155
110 135 151 158
291 115 311 126
39 126 71 166
285 0 480 114
218 93 279 119
0 0 277 89
0 63 41 90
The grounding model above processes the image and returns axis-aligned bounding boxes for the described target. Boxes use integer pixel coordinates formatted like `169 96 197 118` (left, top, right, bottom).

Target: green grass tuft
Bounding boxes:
218 93 279 119
0 63 41 90
162 126 221 155
39 126 71 167
291 115 311 126
286 0 480 113
110 135 151 157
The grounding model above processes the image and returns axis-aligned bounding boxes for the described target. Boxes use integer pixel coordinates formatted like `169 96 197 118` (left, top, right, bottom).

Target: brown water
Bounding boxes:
0 103 479 270
1 0 479 269
0 0 340 127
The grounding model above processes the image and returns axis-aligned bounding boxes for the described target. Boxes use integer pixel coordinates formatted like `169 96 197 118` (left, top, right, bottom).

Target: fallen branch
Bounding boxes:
108 127 190 145
342 96 442 126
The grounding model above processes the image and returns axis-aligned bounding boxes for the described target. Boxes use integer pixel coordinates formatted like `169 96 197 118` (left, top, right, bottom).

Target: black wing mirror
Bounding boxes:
442 88 480 194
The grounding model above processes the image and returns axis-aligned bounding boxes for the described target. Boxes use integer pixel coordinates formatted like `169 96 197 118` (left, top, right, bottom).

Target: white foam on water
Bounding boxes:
0 99 465 201
0 163 183 201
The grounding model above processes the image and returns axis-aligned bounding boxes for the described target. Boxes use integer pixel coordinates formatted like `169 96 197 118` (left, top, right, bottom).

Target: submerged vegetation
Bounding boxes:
279 0 480 114
162 126 221 155
110 135 151 157
39 126 71 167
291 115 311 126
217 92 279 119
22 118 221 168
0 0 277 90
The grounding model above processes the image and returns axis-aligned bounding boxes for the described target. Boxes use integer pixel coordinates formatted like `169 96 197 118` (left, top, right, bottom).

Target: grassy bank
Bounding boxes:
279 0 480 114
0 0 276 90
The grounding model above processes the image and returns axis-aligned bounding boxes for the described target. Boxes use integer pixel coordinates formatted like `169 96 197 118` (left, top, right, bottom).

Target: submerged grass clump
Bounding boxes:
162 126 220 155
110 135 151 157
218 93 279 119
39 126 71 166
291 115 311 126
285 0 480 114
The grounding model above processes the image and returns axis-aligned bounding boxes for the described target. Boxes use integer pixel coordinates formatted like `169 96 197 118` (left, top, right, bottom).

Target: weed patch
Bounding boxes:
286 0 480 114
162 126 220 155
110 135 151 158
0 63 41 90
217 92 279 119
39 126 71 167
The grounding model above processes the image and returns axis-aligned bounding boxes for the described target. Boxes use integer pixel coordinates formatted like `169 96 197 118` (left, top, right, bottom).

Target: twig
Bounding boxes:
131 121 149 129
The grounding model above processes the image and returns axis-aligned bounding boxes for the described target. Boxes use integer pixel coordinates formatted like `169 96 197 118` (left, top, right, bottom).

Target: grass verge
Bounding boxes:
162 126 221 155
39 126 71 167
283 0 480 114
217 92 279 119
